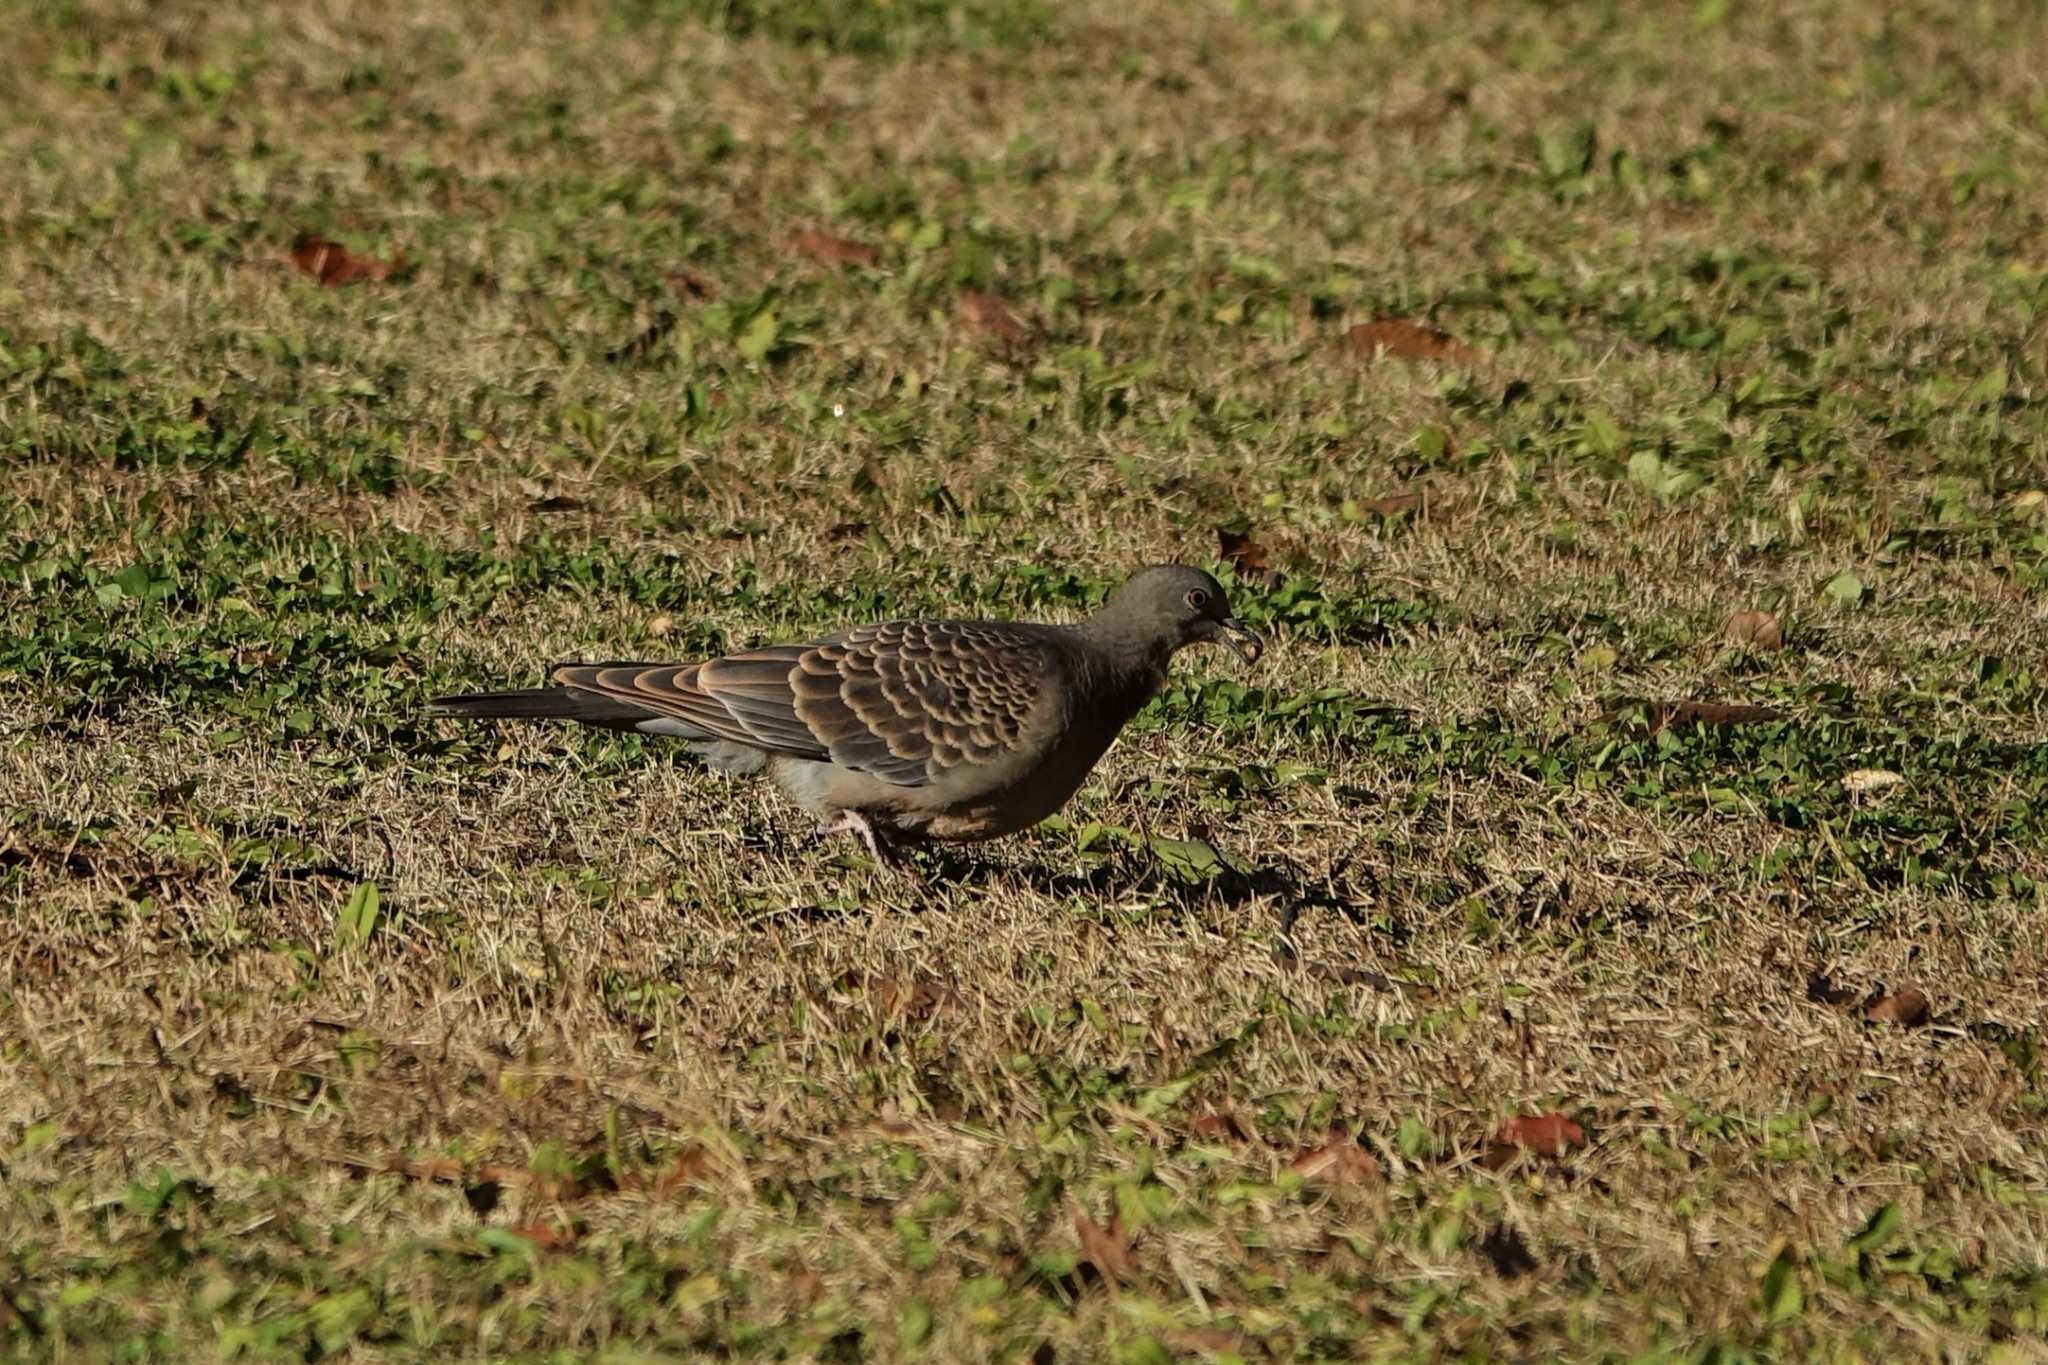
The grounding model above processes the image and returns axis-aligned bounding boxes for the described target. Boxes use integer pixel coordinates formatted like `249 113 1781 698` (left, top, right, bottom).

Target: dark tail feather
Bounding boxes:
430 687 657 729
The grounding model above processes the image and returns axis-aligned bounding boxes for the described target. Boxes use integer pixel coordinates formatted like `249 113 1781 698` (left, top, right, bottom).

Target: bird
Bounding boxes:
431 564 1262 864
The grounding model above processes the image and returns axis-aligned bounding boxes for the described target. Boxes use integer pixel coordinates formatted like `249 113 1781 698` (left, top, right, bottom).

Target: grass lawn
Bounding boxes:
4 0 2048 1358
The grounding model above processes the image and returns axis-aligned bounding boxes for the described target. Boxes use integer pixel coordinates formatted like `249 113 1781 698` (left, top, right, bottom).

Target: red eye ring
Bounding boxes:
1185 588 1209 609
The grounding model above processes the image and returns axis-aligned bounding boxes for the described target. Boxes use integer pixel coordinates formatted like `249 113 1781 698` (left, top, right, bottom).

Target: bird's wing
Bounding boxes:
551 622 1057 788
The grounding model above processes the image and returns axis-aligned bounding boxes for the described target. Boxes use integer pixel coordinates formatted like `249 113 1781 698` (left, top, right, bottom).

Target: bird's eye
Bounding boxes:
1185 588 1209 610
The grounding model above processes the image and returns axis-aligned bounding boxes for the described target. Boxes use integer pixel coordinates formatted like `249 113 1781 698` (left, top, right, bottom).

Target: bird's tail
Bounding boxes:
430 686 658 729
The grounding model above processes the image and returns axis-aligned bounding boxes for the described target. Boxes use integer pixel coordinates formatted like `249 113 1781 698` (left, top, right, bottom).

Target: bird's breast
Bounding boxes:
908 675 1153 842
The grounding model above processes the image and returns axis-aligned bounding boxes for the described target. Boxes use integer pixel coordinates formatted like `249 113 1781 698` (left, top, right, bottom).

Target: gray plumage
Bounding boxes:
432 564 1262 862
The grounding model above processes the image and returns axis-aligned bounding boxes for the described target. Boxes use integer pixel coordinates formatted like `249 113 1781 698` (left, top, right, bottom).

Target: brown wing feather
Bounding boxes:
549 623 1056 789
793 622 1052 786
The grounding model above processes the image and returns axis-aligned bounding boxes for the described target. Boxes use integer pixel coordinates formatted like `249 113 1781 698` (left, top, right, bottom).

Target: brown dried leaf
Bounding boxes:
958 290 1036 347
1357 492 1422 518
651 1145 710 1196
1190 1109 1256 1144
473 1161 588 1202
669 268 716 300
1493 1112 1586 1158
384 1155 465 1183
1724 609 1784 649
1843 768 1905 796
1069 1201 1138 1286
528 495 586 513
786 229 879 269
289 232 399 286
1288 1136 1381 1184
507 1221 577 1250
849 973 960 1020
1162 1327 1258 1357
1217 527 1270 577
1863 984 1931 1027
1598 699 1786 735
1341 318 1476 364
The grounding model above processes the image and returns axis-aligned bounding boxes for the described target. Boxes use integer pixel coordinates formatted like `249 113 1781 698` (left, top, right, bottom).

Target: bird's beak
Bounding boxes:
1210 617 1263 667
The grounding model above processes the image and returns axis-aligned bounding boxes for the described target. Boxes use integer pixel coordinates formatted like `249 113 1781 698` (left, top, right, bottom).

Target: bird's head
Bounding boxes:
1098 564 1263 667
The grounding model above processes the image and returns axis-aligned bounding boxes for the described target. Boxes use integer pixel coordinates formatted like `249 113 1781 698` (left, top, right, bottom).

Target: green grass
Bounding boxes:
4 0 2048 1359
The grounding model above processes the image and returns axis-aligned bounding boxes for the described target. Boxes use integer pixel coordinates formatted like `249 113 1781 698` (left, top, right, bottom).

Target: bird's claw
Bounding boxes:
817 810 907 871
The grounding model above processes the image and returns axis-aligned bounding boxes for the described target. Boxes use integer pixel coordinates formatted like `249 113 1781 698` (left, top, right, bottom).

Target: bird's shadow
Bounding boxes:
906 841 1372 927
697 827 1426 998
889 841 1429 996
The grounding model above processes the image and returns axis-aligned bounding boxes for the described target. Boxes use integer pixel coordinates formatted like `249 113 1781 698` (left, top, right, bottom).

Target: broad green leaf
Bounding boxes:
336 881 381 950
1822 571 1865 606
1135 1074 1198 1117
1848 1201 1902 1254
1761 1247 1803 1323
736 309 779 362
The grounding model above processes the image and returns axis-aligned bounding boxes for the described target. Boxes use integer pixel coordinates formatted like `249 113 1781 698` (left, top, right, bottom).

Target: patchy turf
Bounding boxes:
4 0 2048 1358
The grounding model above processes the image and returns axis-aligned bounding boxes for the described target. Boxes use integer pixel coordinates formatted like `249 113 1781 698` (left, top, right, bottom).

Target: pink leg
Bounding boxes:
817 809 903 868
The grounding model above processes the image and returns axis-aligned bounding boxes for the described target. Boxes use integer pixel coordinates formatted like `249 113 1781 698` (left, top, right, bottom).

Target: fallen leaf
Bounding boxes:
648 613 675 637
848 973 960 1020
1489 1112 1586 1165
1477 1223 1538 1279
1863 985 1931 1027
473 1161 588 1202
669 268 716 300
1842 768 1905 796
1724 609 1784 649
1822 570 1866 606
787 1266 826 1302
1807 973 1858 1007
1190 1109 1256 1144
507 1221 577 1250
1161 1327 1257 1357
1341 318 1476 364
528 495 586 513
1220 527 1269 581
1597 699 1786 735
288 232 400 286
650 1145 710 1197
787 230 879 269
958 290 1036 347
384 1155 464 1183
1356 492 1422 518
1289 1136 1381 1184
1069 1201 1137 1287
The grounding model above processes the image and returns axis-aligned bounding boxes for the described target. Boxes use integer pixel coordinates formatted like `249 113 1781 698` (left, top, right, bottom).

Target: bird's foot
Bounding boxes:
817 809 906 871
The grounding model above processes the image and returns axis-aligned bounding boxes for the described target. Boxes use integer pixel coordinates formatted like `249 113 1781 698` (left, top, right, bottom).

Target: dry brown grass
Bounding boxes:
4 0 2048 1358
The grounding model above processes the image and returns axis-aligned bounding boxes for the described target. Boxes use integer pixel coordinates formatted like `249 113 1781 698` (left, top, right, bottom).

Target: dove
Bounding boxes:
432 564 1261 863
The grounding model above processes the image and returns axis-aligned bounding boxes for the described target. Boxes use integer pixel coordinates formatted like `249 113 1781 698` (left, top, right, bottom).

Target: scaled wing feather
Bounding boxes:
549 624 1053 789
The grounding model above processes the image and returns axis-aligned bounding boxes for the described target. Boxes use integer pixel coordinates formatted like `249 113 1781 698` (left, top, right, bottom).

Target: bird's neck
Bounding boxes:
1074 618 1175 703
